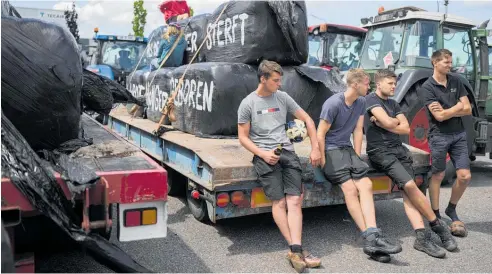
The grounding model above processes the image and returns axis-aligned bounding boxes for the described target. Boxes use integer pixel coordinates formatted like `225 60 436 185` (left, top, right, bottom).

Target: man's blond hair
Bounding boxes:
346 68 369 86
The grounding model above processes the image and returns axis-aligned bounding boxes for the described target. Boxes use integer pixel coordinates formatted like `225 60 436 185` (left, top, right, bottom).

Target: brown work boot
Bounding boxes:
301 250 321 268
286 251 306 273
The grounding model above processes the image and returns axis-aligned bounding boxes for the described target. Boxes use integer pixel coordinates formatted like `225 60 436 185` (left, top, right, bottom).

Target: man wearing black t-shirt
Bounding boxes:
365 69 457 257
419 49 472 238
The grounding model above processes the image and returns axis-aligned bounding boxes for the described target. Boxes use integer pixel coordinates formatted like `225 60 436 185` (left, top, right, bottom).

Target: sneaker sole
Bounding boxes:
414 244 446 258
363 245 402 255
368 252 391 263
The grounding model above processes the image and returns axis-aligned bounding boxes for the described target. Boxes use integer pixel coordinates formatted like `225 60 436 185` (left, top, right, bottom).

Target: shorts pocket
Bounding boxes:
253 156 275 177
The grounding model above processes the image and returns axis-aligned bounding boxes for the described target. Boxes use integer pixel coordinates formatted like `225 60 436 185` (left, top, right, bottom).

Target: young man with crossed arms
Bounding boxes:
365 69 457 258
317 68 402 262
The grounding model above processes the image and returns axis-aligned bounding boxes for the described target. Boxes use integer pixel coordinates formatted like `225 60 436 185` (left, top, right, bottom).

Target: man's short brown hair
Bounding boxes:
258 60 283 81
431 49 452 66
346 68 369 86
374 69 397 83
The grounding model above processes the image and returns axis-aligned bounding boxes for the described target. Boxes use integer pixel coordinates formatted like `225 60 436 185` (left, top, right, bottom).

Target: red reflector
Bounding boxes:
231 191 244 206
191 190 200 200
415 175 424 186
124 210 141 227
216 193 230 208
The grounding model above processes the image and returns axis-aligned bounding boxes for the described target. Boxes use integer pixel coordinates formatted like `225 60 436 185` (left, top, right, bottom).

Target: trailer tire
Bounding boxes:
186 187 209 223
1 221 15 273
167 168 186 197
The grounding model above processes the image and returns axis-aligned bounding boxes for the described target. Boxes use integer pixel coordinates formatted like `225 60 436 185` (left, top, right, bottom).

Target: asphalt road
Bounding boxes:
36 154 492 273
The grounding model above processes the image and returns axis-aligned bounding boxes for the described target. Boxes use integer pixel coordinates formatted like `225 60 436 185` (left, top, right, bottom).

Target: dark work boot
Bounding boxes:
414 229 446 258
363 229 402 255
431 219 458 252
368 252 391 263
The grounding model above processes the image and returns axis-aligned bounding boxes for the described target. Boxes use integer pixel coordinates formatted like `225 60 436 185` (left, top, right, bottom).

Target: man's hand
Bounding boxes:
260 150 280 166
309 148 322 167
429 102 444 112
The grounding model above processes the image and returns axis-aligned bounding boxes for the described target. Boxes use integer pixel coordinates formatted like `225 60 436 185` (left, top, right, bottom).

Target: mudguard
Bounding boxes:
86 65 114 80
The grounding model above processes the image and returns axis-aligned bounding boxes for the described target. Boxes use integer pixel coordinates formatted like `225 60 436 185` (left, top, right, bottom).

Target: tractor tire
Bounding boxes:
186 184 210 223
1 221 15 273
399 83 455 186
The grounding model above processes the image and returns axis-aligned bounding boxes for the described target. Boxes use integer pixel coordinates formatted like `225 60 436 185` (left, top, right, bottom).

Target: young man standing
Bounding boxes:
365 69 458 258
419 49 473 237
317 68 402 262
237 60 322 273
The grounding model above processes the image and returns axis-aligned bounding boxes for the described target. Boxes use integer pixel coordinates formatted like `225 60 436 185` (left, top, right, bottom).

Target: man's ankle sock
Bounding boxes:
433 209 441 219
445 202 460 222
290 244 302 253
429 218 440 227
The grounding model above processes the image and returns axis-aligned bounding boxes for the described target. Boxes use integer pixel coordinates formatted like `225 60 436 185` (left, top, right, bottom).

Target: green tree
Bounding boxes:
64 1 79 43
132 0 147 37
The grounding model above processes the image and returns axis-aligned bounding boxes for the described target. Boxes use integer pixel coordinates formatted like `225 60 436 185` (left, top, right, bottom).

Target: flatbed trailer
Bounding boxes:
106 106 431 223
1 114 168 272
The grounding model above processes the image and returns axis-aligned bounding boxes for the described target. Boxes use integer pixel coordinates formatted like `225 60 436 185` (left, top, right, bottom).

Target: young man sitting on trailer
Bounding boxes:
419 49 473 238
237 60 322 273
365 69 458 258
316 68 402 263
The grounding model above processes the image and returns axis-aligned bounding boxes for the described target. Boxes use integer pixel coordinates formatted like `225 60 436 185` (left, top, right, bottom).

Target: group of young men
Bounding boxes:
237 48 472 272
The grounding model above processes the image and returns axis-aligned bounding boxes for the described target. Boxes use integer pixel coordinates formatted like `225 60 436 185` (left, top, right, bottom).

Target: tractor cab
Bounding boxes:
308 23 367 72
86 28 148 87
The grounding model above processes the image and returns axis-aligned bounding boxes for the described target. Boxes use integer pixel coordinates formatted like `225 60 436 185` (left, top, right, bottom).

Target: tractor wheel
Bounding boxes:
399 83 455 185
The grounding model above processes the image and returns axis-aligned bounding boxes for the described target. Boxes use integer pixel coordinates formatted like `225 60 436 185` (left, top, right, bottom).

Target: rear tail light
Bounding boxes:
231 191 245 206
216 192 230 208
415 175 424 186
124 207 157 227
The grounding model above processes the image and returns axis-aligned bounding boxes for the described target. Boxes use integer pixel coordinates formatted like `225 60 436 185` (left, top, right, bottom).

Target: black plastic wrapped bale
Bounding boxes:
170 62 257 136
202 1 308 65
126 69 152 117
145 25 167 64
1 0 21 18
145 68 176 123
1 17 83 151
177 13 211 64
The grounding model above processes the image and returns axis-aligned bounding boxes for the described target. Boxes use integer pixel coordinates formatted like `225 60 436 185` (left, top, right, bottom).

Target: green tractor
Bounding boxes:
358 6 491 183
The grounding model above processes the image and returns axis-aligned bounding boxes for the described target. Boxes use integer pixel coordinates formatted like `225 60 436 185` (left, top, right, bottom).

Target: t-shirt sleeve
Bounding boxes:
283 92 302 115
420 84 437 106
359 97 366 116
365 95 380 114
237 98 252 124
393 101 403 116
457 78 468 99
319 98 338 124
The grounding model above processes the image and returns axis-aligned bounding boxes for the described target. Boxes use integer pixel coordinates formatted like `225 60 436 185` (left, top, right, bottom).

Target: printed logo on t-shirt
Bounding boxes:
450 88 457 93
257 108 280 115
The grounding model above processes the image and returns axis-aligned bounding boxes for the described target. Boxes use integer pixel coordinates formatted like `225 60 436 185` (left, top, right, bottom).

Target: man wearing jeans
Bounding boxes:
419 49 472 237
317 68 402 262
237 60 322 273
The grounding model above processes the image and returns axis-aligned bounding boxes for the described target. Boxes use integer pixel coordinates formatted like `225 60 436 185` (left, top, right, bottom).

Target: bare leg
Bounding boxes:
354 177 377 229
403 181 437 222
449 169 471 204
429 172 445 211
286 195 303 245
402 191 425 230
340 180 367 231
272 198 292 245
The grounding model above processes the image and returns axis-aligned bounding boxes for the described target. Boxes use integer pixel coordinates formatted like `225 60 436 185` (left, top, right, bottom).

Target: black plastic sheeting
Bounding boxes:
171 62 258 136
177 13 211 64
126 70 152 118
201 1 308 65
1 0 21 18
1 113 151 273
1 16 83 151
145 25 167 66
82 69 143 115
145 68 176 123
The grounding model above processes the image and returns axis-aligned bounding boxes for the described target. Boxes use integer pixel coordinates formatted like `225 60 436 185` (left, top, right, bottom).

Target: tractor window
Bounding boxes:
100 41 147 72
401 20 438 68
308 35 323 66
360 23 404 69
326 33 364 71
443 26 473 75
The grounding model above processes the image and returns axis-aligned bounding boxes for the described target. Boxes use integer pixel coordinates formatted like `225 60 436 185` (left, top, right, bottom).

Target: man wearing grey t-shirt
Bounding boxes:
237 60 321 272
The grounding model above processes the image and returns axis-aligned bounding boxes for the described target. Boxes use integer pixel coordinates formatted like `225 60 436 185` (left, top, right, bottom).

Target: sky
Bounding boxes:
10 0 492 39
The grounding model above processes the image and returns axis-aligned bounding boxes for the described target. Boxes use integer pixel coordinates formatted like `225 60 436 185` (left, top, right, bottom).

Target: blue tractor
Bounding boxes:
86 28 149 87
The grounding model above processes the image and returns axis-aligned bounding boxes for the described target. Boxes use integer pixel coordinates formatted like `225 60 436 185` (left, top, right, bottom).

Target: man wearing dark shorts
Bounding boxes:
420 49 472 237
237 60 322 273
317 68 402 262
365 69 457 257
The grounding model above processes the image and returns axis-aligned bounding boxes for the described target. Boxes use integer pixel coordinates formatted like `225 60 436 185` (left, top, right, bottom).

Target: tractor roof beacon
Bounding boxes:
358 5 492 183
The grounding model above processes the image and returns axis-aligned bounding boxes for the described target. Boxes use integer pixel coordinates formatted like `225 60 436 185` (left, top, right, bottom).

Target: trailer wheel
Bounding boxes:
1 221 15 273
186 186 209 222
399 84 455 185
166 168 186 197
